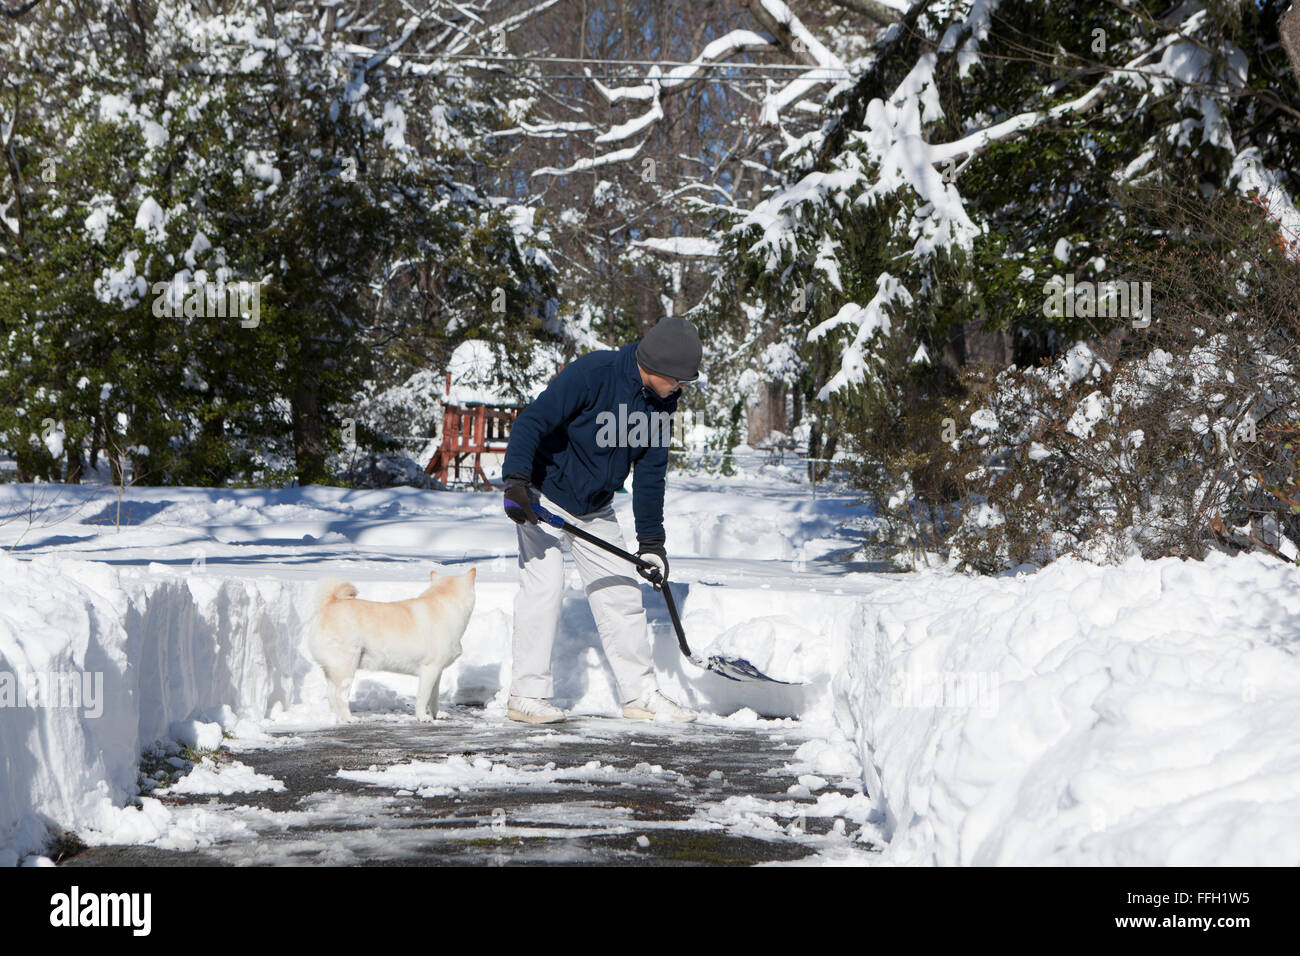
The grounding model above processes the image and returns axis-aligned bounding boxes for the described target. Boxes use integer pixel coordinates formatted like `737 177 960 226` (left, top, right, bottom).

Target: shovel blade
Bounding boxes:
706 655 798 685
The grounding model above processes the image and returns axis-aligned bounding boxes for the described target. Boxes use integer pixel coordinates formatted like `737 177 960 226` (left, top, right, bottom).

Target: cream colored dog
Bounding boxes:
310 568 476 722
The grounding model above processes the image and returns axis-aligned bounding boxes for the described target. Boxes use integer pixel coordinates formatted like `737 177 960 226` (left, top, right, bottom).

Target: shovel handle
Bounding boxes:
530 501 567 530
531 502 655 573
530 502 693 659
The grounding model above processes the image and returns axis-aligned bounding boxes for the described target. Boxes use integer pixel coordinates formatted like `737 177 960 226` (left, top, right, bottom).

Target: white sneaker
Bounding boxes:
508 695 566 724
622 690 696 723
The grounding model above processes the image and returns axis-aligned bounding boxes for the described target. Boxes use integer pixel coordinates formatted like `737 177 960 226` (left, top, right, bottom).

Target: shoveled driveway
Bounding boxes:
62 708 880 866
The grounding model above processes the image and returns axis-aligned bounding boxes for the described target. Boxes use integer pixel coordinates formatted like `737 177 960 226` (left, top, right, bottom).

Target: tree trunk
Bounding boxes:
201 414 227 483
807 413 839 483
962 321 1012 367
942 321 967 369
1281 5 1300 91
89 415 100 471
107 452 125 487
291 381 328 484
65 444 81 484
806 353 830 481
747 381 789 445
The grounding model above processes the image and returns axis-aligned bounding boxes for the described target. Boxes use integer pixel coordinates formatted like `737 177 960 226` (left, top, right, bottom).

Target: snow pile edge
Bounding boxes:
0 555 314 864
837 552 1300 865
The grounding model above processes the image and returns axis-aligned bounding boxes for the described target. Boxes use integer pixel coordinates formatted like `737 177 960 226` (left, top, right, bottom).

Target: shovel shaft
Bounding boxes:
656 570 694 660
532 502 695 659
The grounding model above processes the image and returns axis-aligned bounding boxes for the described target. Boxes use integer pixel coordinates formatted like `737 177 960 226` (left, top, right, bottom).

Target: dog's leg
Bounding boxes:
415 663 442 722
338 671 357 722
322 667 346 721
326 658 359 723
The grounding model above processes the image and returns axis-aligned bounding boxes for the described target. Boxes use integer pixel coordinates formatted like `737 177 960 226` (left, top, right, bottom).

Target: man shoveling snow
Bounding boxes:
501 316 701 724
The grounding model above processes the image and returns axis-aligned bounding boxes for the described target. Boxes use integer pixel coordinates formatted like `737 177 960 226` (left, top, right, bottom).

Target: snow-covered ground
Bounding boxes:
2 474 1300 865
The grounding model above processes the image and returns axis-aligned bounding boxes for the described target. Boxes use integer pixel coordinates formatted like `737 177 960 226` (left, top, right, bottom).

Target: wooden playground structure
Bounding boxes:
424 372 522 488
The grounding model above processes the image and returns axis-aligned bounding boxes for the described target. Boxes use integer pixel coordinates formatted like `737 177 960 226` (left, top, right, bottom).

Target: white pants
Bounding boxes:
510 492 656 704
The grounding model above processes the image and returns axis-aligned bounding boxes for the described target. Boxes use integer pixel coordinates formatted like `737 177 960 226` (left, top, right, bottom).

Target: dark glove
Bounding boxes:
503 475 537 525
636 537 668 586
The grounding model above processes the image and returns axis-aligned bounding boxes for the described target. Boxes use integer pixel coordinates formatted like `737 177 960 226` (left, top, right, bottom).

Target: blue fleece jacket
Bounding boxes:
502 342 677 542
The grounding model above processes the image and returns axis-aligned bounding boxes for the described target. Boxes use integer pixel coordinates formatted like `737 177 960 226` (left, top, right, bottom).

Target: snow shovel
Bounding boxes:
530 503 796 684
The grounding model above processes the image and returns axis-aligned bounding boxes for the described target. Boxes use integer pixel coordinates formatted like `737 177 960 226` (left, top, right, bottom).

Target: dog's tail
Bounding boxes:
317 578 358 607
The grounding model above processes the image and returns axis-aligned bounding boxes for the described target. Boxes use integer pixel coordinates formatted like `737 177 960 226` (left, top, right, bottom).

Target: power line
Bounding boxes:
373 49 855 82
376 50 850 73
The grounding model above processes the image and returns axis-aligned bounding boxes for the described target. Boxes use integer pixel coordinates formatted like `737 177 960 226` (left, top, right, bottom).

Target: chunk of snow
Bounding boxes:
169 719 223 752
631 237 720 258
134 197 167 243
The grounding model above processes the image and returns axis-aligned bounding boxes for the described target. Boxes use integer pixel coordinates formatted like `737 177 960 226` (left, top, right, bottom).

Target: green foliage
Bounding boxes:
693 0 1298 544
0 1 558 486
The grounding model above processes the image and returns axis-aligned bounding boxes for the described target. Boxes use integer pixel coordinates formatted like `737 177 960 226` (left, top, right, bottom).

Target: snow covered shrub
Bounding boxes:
343 453 435 490
345 369 446 445
327 368 444 485
842 337 967 562
950 195 1300 572
949 345 1138 571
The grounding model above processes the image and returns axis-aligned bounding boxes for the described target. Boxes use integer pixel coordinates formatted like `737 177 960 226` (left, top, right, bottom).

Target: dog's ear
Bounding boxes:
429 569 439 581
469 567 478 581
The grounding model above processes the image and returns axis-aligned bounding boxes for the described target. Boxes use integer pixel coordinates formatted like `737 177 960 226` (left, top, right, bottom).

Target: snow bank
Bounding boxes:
840 552 1300 865
0 554 314 863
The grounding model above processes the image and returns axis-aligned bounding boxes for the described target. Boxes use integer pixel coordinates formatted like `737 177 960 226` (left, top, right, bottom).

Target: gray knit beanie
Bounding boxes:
636 316 702 383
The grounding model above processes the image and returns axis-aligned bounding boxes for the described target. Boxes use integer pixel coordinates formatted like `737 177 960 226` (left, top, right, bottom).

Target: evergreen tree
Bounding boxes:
0 0 558 484
695 0 1300 477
